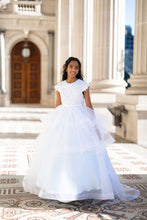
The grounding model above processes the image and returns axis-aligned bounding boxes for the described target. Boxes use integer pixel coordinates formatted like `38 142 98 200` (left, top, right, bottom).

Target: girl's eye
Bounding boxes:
69 65 79 69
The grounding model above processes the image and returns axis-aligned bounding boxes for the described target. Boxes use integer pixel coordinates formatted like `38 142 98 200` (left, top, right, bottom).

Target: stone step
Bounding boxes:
0 120 42 134
0 107 51 136
0 107 53 113
0 133 38 139
0 112 45 121
0 107 53 121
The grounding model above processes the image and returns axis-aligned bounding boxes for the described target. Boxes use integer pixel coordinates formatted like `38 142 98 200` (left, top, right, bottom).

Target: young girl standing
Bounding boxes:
23 57 139 202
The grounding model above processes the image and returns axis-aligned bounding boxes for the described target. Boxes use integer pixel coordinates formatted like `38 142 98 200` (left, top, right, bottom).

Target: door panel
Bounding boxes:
11 41 40 103
12 60 25 103
26 62 40 103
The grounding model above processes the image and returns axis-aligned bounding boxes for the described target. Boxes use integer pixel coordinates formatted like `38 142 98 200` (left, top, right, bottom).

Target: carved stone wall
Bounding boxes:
41 0 56 16
0 0 56 16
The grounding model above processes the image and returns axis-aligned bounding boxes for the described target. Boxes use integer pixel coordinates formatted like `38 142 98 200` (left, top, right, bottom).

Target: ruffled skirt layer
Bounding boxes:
23 105 139 202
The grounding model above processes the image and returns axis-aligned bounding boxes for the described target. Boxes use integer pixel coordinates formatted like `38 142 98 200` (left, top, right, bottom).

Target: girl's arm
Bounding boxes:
84 89 101 139
56 91 62 107
83 89 93 110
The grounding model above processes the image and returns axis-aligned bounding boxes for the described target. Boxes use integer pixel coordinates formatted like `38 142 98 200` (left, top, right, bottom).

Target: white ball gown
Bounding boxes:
23 79 139 202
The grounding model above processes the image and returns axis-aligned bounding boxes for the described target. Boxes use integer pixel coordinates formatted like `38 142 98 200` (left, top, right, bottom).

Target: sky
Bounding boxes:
125 0 136 35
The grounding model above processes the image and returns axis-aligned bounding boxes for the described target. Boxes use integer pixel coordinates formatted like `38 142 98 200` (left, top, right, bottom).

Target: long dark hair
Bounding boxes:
62 57 83 80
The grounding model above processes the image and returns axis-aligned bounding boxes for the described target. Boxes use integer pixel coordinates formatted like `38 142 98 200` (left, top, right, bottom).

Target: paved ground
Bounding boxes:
0 106 147 220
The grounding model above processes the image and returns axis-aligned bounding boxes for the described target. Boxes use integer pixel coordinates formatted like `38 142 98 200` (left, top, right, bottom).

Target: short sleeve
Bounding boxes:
55 83 61 92
81 81 90 92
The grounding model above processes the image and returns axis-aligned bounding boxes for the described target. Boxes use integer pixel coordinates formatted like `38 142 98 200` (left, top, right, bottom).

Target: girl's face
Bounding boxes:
66 60 79 79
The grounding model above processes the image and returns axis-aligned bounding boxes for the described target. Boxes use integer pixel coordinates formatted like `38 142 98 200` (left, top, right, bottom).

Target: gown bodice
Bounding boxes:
55 79 90 106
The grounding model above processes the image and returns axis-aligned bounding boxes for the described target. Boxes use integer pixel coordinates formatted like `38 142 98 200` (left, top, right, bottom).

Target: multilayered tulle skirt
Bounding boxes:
23 104 139 202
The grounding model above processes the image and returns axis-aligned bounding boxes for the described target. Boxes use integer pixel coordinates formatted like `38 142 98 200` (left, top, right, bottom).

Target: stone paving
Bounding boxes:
0 107 147 220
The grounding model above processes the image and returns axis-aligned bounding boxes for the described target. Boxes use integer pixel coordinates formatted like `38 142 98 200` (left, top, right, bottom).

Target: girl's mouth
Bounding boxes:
71 72 76 75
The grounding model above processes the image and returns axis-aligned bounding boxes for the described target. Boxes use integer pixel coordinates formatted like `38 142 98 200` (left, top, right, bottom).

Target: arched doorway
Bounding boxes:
11 41 41 103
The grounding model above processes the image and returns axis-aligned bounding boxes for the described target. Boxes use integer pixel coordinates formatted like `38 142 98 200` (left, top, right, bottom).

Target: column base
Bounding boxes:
0 91 8 106
41 89 56 107
115 94 147 147
126 74 147 95
90 92 117 133
90 79 127 94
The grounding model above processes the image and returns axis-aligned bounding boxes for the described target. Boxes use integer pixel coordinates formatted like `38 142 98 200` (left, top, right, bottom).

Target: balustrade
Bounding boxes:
12 0 42 15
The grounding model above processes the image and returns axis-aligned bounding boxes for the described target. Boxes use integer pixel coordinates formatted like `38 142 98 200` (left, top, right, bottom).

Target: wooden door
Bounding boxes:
11 41 40 103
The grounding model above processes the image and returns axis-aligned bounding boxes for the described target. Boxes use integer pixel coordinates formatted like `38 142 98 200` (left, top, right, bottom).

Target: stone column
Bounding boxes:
0 30 6 94
115 0 147 147
56 0 85 82
91 0 126 93
83 0 93 82
126 0 147 95
56 0 70 82
70 0 84 61
47 31 54 94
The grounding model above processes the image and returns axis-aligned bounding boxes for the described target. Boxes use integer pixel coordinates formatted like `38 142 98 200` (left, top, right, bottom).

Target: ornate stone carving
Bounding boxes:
0 0 10 10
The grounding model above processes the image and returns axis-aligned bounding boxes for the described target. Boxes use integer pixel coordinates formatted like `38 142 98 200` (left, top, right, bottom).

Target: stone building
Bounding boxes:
124 26 134 88
125 26 134 74
0 0 147 147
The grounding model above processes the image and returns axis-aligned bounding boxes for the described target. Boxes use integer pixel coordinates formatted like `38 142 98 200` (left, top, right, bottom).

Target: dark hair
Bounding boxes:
62 57 83 80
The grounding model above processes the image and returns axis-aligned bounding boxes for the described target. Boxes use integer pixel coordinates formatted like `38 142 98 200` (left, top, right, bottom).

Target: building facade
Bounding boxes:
0 0 147 147
124 25 134 88
0 0 126 107
125 26 134 74
0 0 56 106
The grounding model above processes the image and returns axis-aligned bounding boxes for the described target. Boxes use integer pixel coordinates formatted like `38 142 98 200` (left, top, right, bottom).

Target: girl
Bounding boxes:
23 57 139 202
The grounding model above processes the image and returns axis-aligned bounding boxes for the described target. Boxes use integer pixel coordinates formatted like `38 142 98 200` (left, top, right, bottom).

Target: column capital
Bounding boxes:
126 74 147 95
90 79 126 94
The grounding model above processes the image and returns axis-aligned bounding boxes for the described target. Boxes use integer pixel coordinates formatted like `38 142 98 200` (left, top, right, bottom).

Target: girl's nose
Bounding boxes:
72 67 76 71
